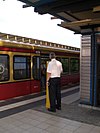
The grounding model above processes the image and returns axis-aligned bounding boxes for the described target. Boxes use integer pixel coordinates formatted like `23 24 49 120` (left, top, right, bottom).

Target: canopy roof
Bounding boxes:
19 0 100 34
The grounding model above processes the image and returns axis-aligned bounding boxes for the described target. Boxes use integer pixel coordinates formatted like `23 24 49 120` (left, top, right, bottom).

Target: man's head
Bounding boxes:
49 52 56 59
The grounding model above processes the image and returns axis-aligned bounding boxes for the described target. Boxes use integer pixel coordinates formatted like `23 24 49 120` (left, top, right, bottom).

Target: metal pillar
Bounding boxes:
90 29 97 106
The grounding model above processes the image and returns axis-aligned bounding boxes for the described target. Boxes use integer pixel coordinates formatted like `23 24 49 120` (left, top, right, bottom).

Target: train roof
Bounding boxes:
0 32 80 54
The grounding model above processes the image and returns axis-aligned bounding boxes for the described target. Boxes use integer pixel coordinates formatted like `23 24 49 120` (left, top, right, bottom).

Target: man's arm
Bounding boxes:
47 72 51 82
61 63 63 74
46 62 51 82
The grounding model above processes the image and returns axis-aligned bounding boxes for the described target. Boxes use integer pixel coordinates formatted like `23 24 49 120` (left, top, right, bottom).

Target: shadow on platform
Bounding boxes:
34 100 100 127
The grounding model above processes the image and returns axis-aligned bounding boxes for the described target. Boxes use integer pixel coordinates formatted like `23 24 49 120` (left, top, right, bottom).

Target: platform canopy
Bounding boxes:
19 0 100 34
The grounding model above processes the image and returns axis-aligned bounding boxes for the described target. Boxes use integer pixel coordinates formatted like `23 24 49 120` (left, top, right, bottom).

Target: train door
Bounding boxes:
31 56 41 93
41 58 47 91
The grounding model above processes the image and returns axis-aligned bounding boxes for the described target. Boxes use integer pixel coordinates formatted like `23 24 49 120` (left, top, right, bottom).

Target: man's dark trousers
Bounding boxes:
49 77 61 110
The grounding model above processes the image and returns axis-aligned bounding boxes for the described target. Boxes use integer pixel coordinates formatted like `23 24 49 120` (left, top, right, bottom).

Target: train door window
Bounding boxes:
41 58 47 90
0 55 9 81
61 58 69 73
13 56 31 80
32 56 40 80
70 58 79 73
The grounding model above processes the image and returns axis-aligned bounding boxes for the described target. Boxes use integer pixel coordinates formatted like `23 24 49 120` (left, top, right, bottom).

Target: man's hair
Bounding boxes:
49 52 56 59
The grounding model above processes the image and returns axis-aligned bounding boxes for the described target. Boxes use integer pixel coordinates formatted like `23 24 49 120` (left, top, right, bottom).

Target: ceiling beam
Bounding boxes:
34 0 83 14
58 23 81 33
93 6 100 12
60 18 100 27
23 4 31 8
51 16 58 20
34 0 100 14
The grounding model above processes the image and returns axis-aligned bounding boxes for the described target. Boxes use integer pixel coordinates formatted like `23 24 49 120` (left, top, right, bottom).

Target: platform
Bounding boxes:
0 86 100 133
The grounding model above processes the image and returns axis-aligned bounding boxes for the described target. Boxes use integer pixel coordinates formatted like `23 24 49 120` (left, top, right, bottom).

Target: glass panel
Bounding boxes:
14 57 26 62
32 56 40 80
70 58 79 73
61 58 69 73
13 56 31 80
0 55 9 81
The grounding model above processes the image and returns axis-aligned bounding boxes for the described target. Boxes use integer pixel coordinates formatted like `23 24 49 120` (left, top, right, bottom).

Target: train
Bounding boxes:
0 32 80 100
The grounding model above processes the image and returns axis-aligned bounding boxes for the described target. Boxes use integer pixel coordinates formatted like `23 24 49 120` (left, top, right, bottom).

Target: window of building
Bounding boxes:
0 55 9 81
13 56 31 80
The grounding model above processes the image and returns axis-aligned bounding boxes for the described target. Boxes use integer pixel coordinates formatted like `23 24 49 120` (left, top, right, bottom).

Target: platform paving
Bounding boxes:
0 86 100 133
34 92 100 127
0 107 100 133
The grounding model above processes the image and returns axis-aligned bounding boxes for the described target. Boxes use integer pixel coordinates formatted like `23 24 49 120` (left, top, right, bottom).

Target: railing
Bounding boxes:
0 32 80 52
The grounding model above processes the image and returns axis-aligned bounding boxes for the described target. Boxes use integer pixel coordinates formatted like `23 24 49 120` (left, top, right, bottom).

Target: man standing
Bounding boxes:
47 52 63 112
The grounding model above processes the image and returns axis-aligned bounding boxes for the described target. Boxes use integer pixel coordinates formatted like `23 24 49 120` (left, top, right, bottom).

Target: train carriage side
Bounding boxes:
0 39 80 100
34 45 80 90
0 41 41 100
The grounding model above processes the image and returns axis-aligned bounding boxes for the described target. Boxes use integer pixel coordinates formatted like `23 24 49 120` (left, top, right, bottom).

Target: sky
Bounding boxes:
0 0 81 48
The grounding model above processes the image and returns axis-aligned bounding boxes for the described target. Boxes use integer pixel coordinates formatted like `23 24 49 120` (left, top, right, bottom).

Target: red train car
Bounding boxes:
0 33 80 100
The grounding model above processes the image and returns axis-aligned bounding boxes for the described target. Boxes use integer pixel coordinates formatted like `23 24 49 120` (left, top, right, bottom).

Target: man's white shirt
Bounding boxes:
47 59 63 78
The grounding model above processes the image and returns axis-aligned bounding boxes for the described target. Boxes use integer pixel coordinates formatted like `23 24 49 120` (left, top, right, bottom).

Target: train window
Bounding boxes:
32 56 40 80
13 56 31 80
61 58 69 73
56 57 61 62
70 58 79 73
0 55 9 82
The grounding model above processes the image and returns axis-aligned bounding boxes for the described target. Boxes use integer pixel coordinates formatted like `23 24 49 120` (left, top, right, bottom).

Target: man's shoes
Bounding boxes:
56 105 61 110
48 108 56 112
